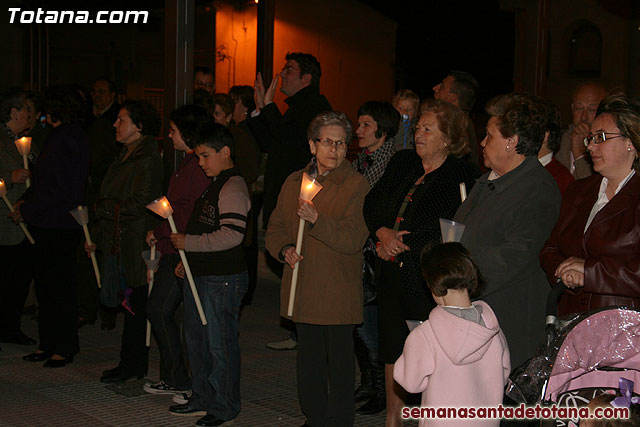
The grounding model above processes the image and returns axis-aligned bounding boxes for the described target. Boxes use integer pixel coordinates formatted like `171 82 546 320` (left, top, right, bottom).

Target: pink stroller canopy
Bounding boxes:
545 308 640 401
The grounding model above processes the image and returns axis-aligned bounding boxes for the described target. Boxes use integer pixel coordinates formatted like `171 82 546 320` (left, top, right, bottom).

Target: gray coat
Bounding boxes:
454 157 560 367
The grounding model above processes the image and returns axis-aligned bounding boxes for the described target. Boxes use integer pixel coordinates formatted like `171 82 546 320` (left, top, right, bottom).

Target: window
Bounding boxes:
568 21 602 78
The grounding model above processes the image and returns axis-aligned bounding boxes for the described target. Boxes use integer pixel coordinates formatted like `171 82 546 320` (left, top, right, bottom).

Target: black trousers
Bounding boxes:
119 283 149 375
0 240 34 337
147 253 190 388
31 227 82 356
296 323 355 427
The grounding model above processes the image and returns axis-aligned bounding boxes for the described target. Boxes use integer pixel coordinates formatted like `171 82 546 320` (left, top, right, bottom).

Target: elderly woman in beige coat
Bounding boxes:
266 111 369 427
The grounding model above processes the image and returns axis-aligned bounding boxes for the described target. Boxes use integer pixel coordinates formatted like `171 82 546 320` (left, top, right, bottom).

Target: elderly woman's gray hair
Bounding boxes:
307 111 353 144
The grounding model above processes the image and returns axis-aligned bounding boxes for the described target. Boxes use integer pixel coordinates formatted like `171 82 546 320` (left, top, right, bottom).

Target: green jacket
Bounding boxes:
94 135 163 288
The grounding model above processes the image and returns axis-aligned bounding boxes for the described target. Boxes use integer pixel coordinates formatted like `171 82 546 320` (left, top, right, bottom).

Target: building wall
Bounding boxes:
505 0 638 126
544 0 630 124
215 0 397 124
214 4 258 93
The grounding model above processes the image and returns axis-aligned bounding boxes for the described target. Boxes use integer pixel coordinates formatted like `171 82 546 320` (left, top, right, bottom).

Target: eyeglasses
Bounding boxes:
281 65 301 74
315 137 347 150
583 131 626 147
194 80 214 88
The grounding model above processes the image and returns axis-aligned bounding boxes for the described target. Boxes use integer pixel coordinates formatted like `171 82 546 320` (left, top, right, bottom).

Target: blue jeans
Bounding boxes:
183 271 248 420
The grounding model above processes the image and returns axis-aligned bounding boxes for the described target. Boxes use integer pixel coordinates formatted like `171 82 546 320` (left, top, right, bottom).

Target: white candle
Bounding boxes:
459 182 467 203
14 137 31 188
145 244 156 347
146 196 207 325
0 179 35 244
73 206 101 288
287 173 323 317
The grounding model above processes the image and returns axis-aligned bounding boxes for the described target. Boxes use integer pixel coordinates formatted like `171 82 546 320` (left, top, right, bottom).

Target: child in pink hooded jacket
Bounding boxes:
394 243 511 426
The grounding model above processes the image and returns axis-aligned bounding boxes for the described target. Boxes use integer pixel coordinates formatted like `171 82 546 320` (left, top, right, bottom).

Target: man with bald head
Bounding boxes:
555 82 607 179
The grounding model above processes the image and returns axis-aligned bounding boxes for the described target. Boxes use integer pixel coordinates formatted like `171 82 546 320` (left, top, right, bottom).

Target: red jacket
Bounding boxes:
545 157 574 196
153 153 210 255
540 173 640 315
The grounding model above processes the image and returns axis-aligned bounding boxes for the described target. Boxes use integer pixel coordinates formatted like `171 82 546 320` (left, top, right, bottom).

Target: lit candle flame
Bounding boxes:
14 137 32 156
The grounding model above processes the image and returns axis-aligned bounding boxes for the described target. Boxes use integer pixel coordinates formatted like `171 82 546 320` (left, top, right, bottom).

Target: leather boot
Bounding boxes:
356 349 386 415
353 332 374 403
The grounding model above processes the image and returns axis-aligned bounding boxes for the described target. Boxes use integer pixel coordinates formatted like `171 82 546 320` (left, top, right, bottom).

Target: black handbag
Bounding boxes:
362 237 378 305
99 202 127 308
100 252 126 308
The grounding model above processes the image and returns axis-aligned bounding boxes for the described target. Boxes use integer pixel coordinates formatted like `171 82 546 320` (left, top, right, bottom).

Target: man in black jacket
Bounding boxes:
248 52 331 229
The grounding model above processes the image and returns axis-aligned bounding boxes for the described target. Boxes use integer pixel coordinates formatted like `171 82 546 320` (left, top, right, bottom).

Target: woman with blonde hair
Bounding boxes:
364 99 479 426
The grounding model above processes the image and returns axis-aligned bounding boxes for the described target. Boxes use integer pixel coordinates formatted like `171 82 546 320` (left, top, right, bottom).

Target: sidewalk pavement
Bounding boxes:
0 249 403 426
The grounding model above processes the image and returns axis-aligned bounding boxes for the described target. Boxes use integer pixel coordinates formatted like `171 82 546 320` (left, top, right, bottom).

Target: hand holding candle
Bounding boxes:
14 137 32 188
0 179 35 244
287 173 323 317
146 196 207 325
70 206 100 288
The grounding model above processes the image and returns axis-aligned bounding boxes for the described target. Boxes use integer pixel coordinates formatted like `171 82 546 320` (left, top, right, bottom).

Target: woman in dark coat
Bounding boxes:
90 100 163 382
18 86 90 366
364 99 479 426
454 93 561 369
540 93 640 315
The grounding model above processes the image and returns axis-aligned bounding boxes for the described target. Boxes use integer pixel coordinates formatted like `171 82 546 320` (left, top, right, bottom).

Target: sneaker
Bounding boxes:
144 380 189 395
265 337 297 350
172 390 193 404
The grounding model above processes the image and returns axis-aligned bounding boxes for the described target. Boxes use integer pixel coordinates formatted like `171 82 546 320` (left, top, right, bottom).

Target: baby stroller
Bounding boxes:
506 283 640 426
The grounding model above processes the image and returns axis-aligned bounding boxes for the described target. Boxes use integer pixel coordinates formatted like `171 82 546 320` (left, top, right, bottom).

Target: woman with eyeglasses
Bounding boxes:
265 111 370 427
540 92 640 315
364 99 479 427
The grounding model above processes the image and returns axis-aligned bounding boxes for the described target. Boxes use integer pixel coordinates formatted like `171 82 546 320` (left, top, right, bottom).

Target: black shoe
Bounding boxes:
23 351 53 362
43 355 74 368
102 366 121 376
100 369 144 383
1 330 37 345
356 393 386 415
168 403 206 417
196 414 229 426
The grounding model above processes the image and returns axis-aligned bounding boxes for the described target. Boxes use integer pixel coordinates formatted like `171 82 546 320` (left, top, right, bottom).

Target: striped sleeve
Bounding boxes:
184 176 251 252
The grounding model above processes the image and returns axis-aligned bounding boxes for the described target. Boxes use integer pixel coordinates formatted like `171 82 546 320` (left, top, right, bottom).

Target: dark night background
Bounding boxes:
362 0 515 108
5 0 515 110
